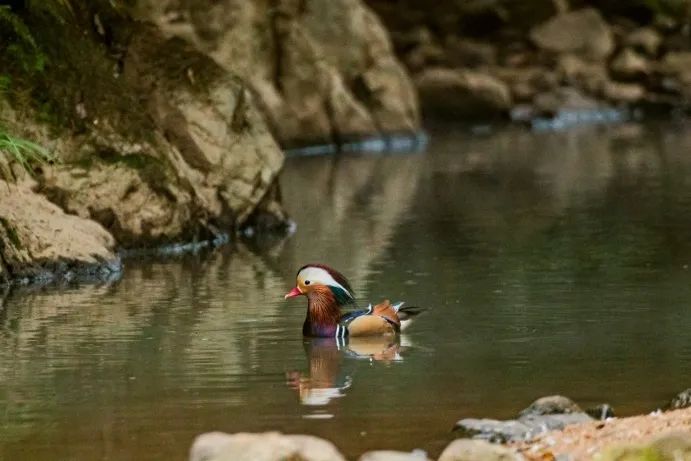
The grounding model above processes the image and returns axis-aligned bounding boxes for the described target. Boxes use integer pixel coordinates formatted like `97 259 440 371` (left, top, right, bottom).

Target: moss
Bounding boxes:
0 216 22 249
0 1 156 142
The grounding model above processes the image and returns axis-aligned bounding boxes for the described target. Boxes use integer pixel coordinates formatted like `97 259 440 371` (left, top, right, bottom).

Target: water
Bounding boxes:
2 121 691 460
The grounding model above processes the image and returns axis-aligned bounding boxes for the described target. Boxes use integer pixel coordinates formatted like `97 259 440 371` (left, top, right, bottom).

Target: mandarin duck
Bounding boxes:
284 264 424 338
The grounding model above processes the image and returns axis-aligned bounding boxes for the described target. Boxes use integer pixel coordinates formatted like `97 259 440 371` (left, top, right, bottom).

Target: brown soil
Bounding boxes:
512 407 691 460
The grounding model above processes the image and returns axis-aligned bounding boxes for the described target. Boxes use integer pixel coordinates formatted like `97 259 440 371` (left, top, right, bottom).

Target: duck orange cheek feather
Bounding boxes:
285 287 303 299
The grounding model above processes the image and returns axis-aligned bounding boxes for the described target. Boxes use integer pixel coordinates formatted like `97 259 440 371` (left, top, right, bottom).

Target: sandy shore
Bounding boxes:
513 407 691 460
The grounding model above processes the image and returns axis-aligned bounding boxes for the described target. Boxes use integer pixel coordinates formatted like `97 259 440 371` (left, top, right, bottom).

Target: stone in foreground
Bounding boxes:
438 439 523 461
190 431 346 461
358 449 431 461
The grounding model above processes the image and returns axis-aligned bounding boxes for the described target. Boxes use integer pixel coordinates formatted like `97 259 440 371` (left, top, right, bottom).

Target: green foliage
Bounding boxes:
0 127 56 181
0 5 45 93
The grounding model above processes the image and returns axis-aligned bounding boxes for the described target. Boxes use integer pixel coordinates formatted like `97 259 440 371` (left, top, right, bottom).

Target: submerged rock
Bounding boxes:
0 180 120 284
438 439 523 461
189 431 346 461
530 8 614 60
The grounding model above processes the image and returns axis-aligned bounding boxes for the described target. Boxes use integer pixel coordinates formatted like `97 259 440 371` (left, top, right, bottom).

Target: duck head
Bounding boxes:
284 264 355 306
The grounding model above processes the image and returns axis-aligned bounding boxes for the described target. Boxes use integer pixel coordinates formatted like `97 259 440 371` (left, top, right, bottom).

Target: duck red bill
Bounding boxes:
284 287 302 299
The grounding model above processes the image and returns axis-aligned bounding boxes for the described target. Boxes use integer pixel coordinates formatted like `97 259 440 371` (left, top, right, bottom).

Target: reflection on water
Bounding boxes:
2 122 691 460
287 337 405 414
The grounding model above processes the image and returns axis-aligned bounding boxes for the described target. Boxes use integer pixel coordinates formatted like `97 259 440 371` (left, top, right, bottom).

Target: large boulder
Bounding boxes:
135 0 420 145
38 26 285 247
189 432 346 461
530 8 614 60
415 67 511 118
0 180 120 284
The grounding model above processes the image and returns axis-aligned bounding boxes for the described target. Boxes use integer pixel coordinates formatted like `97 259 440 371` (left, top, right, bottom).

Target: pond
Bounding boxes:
2 121 691 460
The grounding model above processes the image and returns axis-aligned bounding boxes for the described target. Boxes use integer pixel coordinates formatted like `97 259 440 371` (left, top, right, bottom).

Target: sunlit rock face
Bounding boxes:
0 180 119 283
0 8 285 262
133 0 420 146
36 25 285 247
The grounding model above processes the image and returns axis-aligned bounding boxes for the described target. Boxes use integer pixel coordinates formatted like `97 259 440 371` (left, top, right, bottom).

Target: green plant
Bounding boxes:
0 127 56 181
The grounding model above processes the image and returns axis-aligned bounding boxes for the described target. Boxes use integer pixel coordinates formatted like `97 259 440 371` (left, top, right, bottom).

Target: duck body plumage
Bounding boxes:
287 264 425 338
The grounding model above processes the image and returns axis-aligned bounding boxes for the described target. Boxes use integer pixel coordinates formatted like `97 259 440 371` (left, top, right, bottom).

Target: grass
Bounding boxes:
0 127 56 181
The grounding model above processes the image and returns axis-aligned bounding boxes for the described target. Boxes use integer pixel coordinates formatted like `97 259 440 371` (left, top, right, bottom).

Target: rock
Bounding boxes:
610 48 650 80
530 8 614 60
455 413 593 443
0 180 120 283
444 37 498 67
585 403 615 420
533 87 600 115
455 395 594 443
39 25 285 247
415 67 512 118
405 42 447 71
189 431 346 461
493 66 559 102
137 0 420 145
557 54 609 93
602 81 646 103
658 52 691 75
626 27 662 56
438 439 523 461
657 51 691 98
519 395 583 417
358 450 431 461
504 0 570 30
596 432 691 461
668 388 691 410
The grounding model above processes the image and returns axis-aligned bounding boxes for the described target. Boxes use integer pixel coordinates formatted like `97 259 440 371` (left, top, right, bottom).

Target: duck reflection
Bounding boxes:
286 336 406 408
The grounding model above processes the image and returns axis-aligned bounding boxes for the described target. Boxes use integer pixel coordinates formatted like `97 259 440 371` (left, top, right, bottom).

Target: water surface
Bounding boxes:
2 122 691 460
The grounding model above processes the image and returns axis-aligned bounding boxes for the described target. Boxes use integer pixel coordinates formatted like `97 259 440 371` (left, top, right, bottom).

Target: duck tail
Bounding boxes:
392 303 426 331
396 304 426 320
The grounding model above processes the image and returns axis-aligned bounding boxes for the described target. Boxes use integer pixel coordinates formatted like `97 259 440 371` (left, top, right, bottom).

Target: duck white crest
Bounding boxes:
298 267 353 297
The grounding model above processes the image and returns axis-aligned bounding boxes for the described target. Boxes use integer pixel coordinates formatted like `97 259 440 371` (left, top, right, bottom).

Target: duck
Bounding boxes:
284 263 424 338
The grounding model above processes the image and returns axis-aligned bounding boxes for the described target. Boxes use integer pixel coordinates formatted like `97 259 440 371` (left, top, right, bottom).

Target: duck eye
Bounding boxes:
304 280 311 285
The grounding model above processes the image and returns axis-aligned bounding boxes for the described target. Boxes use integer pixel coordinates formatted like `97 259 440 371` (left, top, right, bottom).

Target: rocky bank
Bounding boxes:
0 0 419 283
367 0 691 122
187 393 691 461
